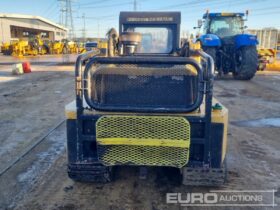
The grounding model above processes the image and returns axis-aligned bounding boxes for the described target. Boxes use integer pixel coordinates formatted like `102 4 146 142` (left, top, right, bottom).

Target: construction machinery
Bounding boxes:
247 28 278 70
77 42 86 54
11 35 49 56
85 40 108 55
49 41 64 54
3 37 85 56
11 40 29 56
48 39 82 55
1 42 12 55
65 11 228 186
196 11 258 80
67 41 78 54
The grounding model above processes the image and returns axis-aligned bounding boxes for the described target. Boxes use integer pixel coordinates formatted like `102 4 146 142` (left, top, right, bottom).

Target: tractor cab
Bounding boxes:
202 13 246 38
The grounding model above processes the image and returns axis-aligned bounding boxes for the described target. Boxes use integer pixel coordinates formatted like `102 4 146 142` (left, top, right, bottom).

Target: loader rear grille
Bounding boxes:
96 115 190 168
85 63 200 112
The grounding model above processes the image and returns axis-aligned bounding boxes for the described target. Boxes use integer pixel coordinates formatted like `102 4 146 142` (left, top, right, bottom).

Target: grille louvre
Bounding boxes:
96 115 191 168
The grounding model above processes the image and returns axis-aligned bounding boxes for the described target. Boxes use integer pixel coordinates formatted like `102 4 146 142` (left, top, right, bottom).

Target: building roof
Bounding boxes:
0 13 68 31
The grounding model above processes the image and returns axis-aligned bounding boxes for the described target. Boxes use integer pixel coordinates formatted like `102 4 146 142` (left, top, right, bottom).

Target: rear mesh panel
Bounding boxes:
96 115 190 168
87 64 198 110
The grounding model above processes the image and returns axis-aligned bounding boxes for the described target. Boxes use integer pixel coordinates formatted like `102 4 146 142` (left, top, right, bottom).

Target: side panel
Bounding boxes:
212 108 228 163
210 123 224 168
235 34 258 49
67 119 78 163
189 122 225 168
199 34 221 47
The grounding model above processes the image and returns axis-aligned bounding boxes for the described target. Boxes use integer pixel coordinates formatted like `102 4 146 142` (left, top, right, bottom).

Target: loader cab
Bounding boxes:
119 12 181 54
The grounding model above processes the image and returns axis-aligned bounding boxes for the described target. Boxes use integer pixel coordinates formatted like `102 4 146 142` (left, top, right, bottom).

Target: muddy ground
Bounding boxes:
0 55 279 210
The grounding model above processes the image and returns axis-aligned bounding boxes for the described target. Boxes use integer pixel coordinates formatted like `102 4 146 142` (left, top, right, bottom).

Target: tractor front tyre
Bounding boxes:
234 46 258 80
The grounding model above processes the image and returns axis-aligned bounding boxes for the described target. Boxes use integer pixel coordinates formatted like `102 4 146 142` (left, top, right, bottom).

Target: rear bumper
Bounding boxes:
65 99 228 169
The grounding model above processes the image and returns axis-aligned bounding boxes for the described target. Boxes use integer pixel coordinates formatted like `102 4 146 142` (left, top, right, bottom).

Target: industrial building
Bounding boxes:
0 13 68 43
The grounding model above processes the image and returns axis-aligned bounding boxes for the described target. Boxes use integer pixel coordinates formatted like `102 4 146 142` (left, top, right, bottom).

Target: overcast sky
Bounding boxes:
0 0 279 38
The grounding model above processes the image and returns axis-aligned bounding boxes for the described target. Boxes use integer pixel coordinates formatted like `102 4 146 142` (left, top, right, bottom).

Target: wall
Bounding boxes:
0 17 67 43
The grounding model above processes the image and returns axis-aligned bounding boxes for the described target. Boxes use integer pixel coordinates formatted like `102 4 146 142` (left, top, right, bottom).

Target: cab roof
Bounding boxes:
203 12 245 19
119 11 181 25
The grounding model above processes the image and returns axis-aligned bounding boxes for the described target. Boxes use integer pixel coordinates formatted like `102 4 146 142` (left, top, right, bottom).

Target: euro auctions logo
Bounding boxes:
166 190 277 207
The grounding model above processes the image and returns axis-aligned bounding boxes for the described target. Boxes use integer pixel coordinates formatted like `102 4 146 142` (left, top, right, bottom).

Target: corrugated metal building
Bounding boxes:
0 13 68 43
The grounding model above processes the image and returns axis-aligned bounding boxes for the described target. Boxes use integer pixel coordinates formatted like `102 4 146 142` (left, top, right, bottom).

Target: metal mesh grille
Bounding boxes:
96 115 190 168
87 64 199 111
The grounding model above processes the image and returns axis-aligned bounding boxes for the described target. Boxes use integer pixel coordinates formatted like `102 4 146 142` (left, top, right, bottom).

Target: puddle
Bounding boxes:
231 118 280 128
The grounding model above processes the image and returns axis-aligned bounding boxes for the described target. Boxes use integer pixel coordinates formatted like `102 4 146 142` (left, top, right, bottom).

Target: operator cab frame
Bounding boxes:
119 12 181 55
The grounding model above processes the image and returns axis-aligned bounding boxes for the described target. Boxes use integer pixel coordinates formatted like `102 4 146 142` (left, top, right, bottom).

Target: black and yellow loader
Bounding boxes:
65 11 228 186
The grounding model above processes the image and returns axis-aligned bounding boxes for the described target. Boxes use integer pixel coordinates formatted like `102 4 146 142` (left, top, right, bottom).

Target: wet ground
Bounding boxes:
0 55 279 210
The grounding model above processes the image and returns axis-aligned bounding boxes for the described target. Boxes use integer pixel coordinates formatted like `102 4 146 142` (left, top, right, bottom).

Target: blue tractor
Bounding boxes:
197 12 258 80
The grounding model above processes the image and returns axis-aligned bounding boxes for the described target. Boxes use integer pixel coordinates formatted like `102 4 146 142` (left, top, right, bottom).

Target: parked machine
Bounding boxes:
247 28 278 70
11 35 48 56
49 41 64 54
196 11 258 80
65 12 229 186
85 41 98 52
11 40 29 56
1 42 12 55
2 37 85 56
76 42 86 54
66 41 78 54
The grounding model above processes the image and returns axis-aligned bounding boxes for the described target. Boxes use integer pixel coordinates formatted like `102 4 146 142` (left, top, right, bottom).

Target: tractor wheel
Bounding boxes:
233 46 258 80
203 47 218 77
203 47 217 66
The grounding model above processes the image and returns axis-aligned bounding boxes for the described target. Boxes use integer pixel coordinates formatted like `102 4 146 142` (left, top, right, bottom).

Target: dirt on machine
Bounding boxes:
65 11 229 186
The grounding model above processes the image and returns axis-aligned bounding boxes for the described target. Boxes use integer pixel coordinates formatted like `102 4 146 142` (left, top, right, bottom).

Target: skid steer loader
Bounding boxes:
65 12 229 186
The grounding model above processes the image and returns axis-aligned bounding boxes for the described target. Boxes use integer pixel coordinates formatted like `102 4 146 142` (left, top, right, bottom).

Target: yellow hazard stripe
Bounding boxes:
97 138 190 148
